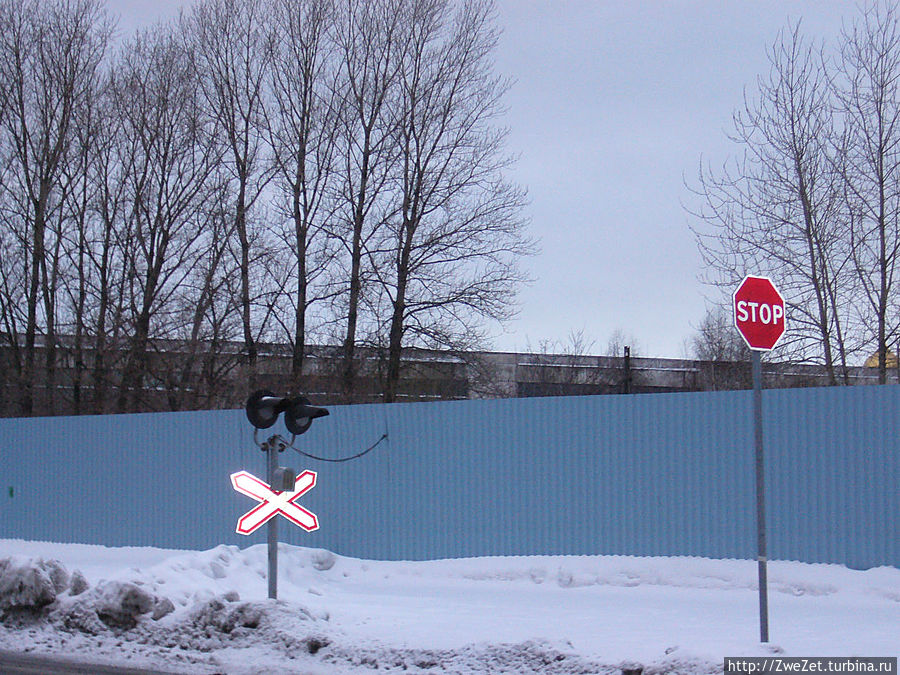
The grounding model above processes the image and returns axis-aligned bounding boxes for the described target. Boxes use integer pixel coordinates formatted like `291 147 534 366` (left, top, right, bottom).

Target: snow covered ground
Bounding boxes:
0 539 897 674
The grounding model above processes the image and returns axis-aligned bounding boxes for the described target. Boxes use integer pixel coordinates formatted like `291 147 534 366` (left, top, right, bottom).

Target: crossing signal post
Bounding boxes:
243 390 329 600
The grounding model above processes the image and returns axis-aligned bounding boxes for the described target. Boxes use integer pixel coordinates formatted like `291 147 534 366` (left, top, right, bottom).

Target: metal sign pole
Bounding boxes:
752 350 769 643
733 275 782 644
266 441 278 600
242 392 329 601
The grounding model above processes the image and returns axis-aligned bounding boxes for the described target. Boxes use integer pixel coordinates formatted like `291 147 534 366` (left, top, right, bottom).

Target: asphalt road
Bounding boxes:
0 650 195 675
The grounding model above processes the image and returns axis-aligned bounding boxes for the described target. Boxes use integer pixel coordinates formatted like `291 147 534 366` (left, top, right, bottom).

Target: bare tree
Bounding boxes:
112 23 223 412
0 0 537 415
0 0 19 413
0 0 111 414
688 306 754 390
331 0 405 401
519 329 610 396
267 0 342 382
82 72 132 414
604 329 640 358
835 2 900 384
690 22 854 383
57 60 107 414
376 0 530 402
689 307 750 362
187 0 275 383
160 185 245 411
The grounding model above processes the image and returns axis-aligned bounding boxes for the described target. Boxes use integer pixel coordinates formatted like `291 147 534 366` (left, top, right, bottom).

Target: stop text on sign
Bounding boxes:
735 300 784 326
733 275 787 351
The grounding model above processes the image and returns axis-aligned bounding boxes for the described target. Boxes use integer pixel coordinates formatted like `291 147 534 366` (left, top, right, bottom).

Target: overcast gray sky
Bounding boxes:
108 0 851 358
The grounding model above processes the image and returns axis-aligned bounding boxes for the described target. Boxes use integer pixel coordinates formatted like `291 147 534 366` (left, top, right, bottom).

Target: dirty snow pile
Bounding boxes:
0 540 897 674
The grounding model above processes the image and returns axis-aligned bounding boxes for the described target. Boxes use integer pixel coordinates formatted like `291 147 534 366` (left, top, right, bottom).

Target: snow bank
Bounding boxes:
0 540 897 674
0 556 69 613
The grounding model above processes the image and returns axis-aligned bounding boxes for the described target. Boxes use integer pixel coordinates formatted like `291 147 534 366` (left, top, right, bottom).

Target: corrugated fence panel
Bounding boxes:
0 409 247 549
1 386 897 567
765 386 899 568
281 401 394 558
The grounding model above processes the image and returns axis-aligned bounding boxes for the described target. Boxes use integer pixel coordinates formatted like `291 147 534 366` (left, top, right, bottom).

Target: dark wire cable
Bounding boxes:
286 432 388 463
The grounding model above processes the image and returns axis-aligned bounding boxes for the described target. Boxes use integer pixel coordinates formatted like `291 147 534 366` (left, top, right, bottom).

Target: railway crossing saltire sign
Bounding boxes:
230 470 319 535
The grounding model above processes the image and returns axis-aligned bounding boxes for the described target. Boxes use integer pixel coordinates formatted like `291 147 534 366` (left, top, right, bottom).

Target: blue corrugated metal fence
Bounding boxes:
0 386 897 567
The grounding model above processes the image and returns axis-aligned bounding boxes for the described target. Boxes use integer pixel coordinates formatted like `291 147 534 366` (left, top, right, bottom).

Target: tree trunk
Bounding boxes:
236 179 257 379
23 202 47 416
342 151 370 402
384 219 414 403
292 183 308 381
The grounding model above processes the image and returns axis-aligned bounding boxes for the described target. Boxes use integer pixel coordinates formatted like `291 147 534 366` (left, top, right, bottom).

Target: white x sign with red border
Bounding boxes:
230 470 319 535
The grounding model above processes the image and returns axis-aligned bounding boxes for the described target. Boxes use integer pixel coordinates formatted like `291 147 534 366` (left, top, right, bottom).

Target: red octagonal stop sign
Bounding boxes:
733 275 786 351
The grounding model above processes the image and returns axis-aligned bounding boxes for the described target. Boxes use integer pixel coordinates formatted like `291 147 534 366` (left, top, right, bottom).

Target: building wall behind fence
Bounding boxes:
0 386 896 568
